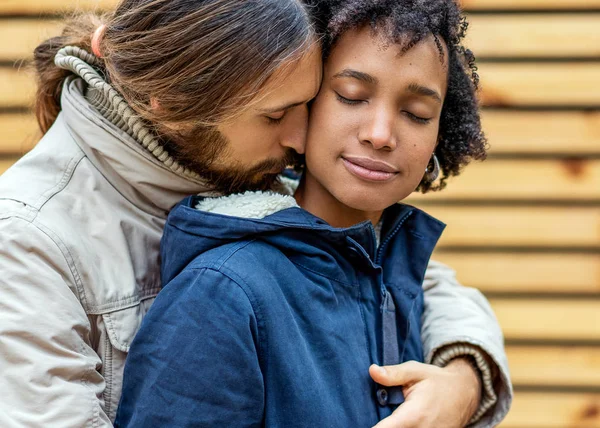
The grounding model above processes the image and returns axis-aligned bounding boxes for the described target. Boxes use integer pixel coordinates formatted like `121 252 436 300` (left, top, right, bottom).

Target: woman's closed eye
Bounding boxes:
404 111 432 124
335 92 364 105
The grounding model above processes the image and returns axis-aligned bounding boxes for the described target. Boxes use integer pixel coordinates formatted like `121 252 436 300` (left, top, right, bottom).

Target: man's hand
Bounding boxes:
369 358 482 428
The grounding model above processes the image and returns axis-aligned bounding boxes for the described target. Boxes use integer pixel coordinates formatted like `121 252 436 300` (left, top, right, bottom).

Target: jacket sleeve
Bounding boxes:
115 267 264 428
421 259 513 428
0 216 112 428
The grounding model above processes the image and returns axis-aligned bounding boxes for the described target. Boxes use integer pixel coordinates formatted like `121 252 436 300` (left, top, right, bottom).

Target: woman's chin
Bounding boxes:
335 192 395 214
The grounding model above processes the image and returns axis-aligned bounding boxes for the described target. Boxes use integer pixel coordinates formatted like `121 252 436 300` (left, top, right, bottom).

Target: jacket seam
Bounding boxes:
2 214 89 311
78 338 101 428
290 260 357 286
210 240 259 271
87 290 161 315
2 214 100 426
31 216 90 310
34 150 86 213
186 266 268 372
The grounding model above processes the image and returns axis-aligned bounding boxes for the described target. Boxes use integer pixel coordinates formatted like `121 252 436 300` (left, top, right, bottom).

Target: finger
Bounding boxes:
369 361 432 387
371 400 422 428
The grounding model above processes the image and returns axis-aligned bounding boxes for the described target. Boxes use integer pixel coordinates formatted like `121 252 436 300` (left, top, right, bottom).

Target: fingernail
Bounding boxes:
372 364 386 375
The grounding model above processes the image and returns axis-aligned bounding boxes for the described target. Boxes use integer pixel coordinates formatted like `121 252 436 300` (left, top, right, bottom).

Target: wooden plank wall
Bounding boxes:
415 1 600 427
0 1 599 426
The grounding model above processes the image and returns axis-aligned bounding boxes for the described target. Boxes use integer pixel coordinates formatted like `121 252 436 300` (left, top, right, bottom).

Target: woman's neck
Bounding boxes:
294 171 383 228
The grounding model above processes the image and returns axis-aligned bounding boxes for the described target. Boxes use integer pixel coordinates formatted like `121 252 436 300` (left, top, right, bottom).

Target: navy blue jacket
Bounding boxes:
115 195 444 427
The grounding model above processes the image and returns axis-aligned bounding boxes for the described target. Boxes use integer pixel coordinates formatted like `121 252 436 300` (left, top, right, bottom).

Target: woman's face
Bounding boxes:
304 26 448 213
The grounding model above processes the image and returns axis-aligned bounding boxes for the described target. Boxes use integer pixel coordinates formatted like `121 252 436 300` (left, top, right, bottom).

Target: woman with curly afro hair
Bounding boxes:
307 0 488 193
116 1 511 428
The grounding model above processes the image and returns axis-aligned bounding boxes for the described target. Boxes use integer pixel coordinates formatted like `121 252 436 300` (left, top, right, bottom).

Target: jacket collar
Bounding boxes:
60 76 210 215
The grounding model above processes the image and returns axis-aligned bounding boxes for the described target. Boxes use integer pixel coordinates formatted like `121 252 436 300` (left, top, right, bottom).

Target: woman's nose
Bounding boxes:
358 108 397 150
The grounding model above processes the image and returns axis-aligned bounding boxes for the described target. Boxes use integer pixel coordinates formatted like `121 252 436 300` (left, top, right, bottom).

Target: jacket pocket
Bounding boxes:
98 299 154 421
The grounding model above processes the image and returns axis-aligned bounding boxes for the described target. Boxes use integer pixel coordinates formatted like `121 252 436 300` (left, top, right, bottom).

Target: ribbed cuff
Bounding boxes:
431 343 498 426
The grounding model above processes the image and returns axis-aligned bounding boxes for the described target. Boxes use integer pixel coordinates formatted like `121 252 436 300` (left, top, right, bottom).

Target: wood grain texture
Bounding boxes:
502 392 600 428
0 19 63 61
491 298 600 341
507 346 600 387
425 206 600 248
407 159 600 201
432 253 600 294
482 110 600 154
478 63 600 107
0 68 34 108
461 0 600 10
467 14 600 58
0 0 117 15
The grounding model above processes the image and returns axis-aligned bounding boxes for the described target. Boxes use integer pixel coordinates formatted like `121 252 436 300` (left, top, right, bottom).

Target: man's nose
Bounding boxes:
358 108 397 150
280 105 308 155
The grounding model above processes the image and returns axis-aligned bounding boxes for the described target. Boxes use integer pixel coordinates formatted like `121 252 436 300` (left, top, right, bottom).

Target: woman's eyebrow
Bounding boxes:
333 69 377 85
407 82 442 103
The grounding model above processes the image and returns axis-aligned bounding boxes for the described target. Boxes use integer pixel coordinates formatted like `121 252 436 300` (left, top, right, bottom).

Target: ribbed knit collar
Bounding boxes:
55 46 212 214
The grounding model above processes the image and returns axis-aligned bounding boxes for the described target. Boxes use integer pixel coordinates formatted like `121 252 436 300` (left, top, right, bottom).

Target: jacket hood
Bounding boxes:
161 189 446 285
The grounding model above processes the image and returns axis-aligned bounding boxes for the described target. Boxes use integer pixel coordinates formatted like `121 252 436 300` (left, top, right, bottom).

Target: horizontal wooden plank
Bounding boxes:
0 0 117 15
0 114 39 154
502 392 600 428
425 205 600 248
407 159 600 201
425 206 600 248
462 0 600 10
433 253 600 294
0 68 35 108
2 0 599 14
6 15 598 61
482 110 600 155
491 298 600 341
467 14 600 58
479 63 600 107
0 19 63 61
508 346 600 387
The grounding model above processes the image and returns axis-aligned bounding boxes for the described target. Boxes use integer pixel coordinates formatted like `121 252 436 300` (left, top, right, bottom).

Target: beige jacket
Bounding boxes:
0 52 511 427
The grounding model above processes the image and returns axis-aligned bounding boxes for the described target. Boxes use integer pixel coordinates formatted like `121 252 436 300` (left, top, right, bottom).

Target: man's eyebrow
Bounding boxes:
333 69 378 85
259 101 305 114
407 82 442 103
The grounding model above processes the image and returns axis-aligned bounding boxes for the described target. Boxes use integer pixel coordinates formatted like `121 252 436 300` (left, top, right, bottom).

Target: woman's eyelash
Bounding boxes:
334 92 431 124
335 93 362 105
405 111 432 124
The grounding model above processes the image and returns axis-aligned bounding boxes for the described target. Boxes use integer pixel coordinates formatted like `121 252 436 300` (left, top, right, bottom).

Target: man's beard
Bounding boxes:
160 125 302 195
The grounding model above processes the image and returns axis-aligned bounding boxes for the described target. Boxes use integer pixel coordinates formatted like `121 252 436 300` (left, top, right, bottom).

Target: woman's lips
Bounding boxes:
341 156 399 182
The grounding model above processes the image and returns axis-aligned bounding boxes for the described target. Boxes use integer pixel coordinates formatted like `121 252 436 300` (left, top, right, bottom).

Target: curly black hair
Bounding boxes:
305 0 488 192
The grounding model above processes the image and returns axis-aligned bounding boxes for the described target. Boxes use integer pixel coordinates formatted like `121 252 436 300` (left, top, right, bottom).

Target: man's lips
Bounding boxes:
341 155 399 182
